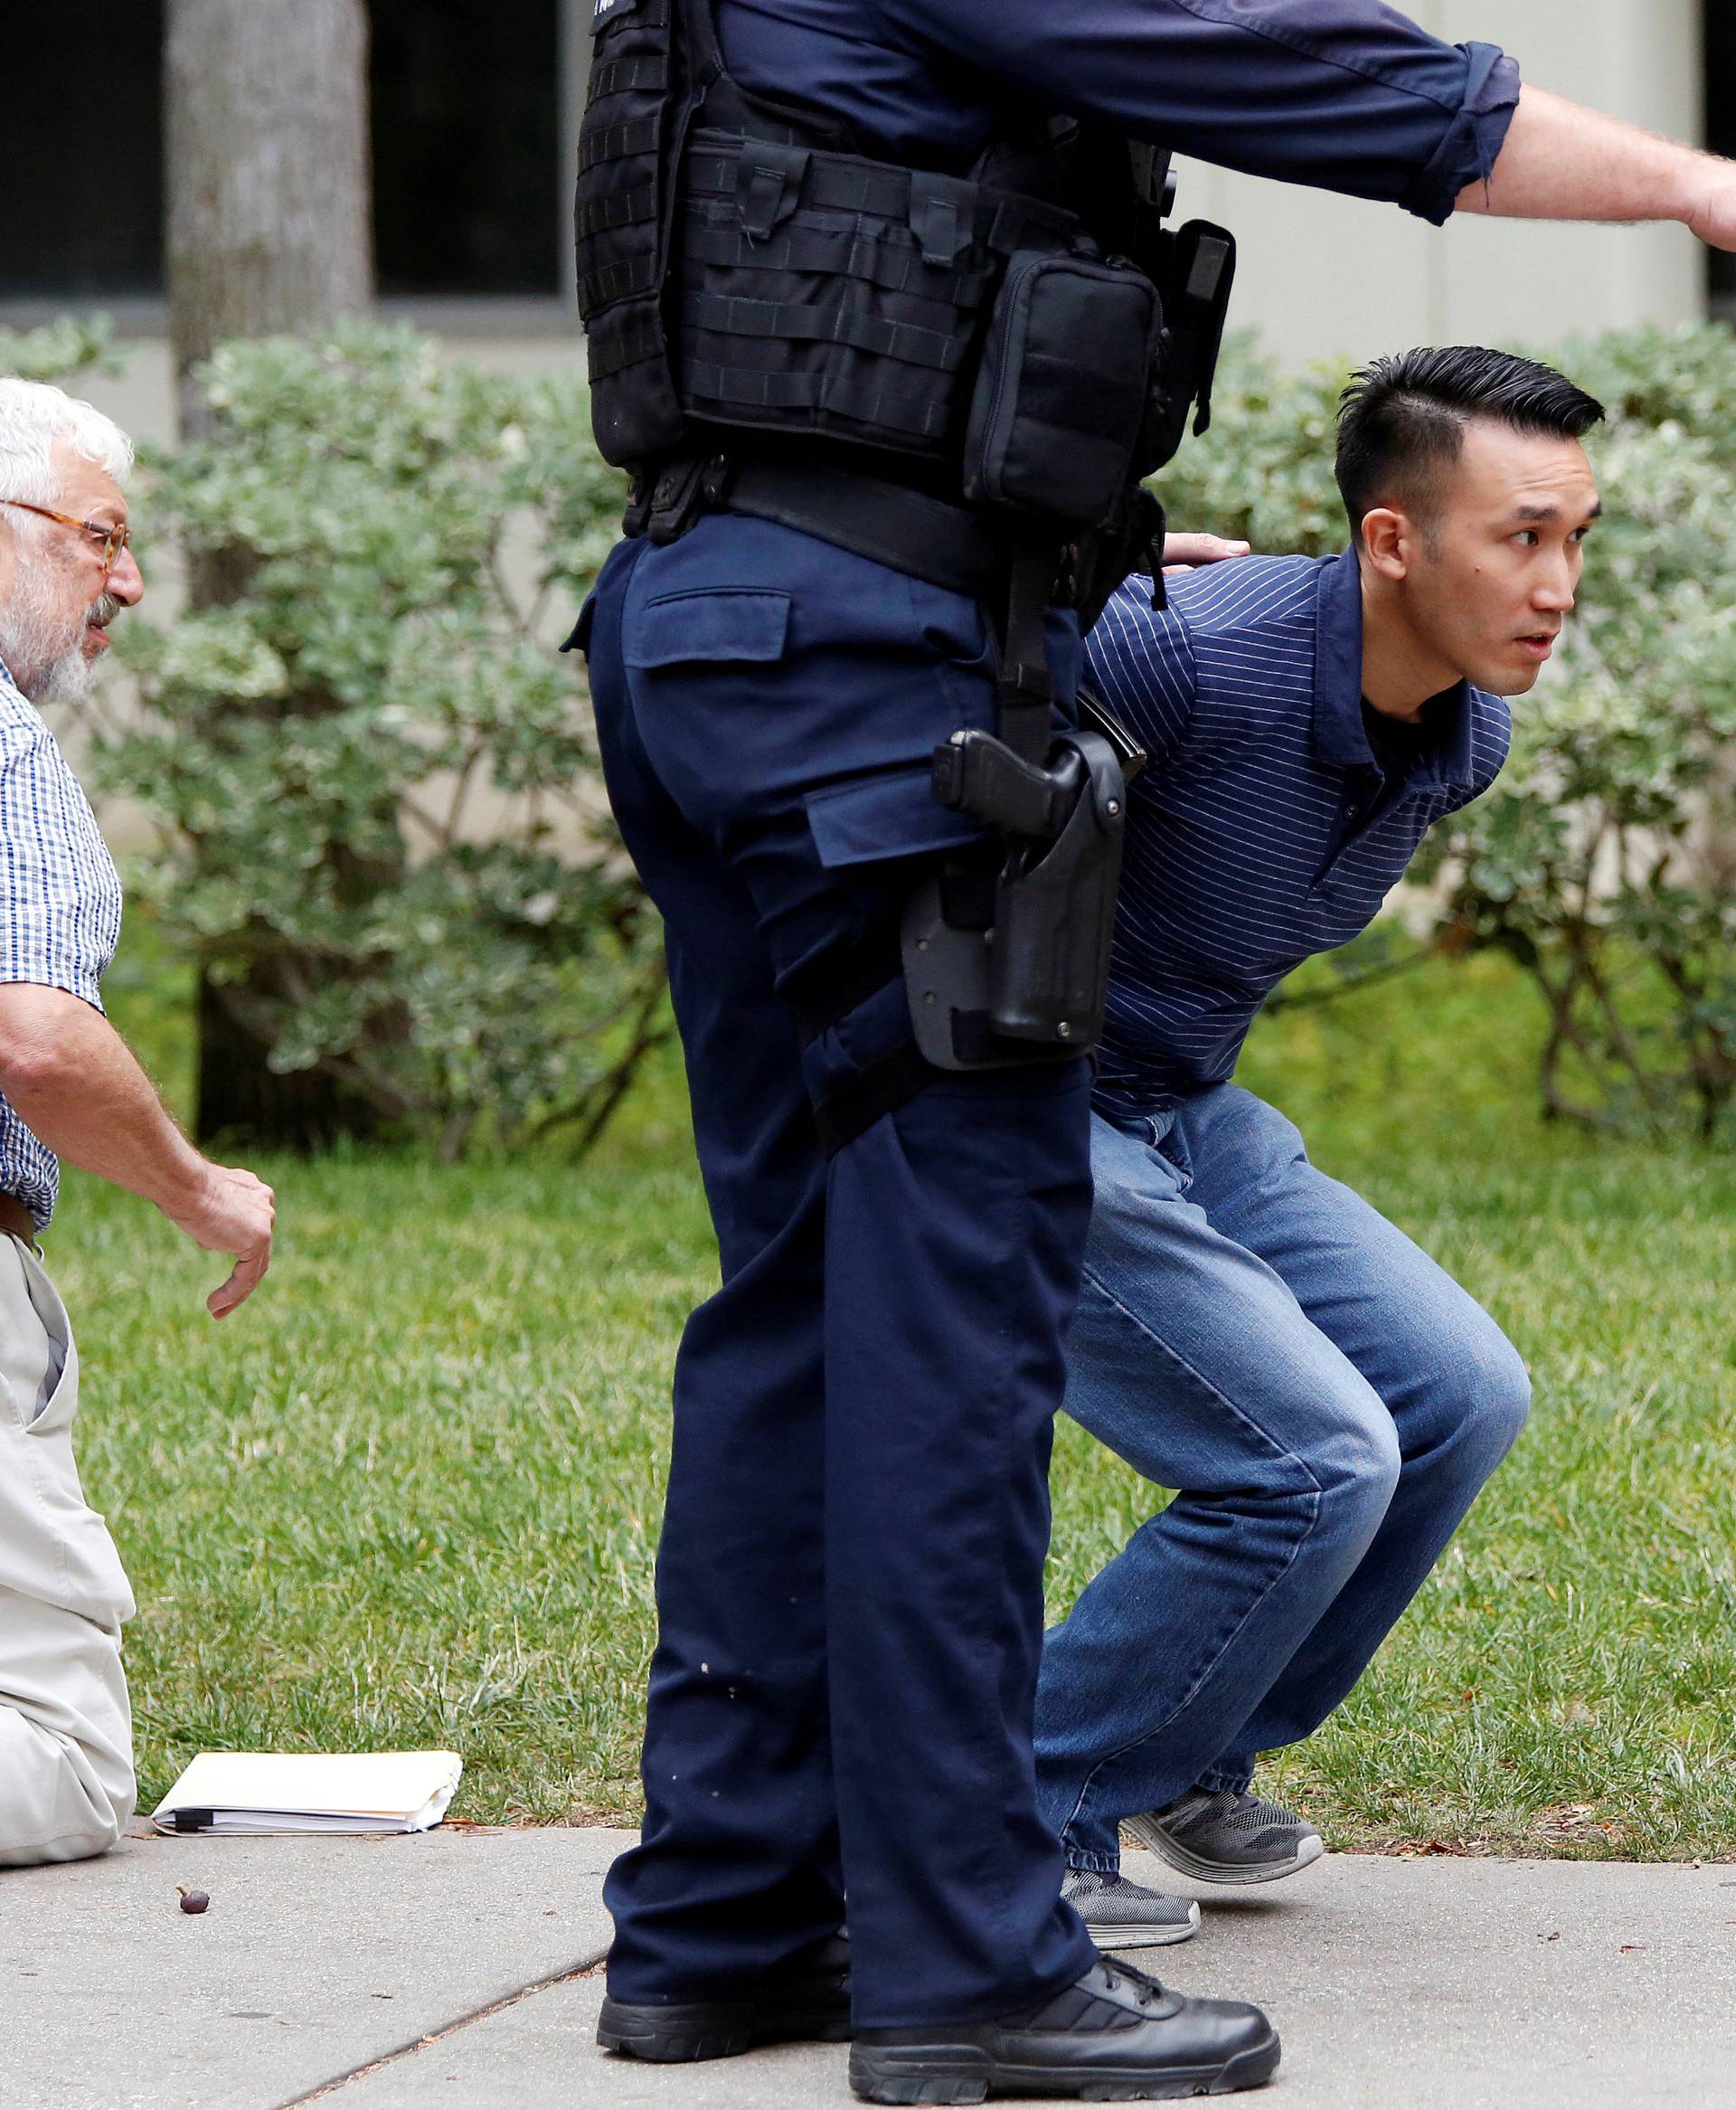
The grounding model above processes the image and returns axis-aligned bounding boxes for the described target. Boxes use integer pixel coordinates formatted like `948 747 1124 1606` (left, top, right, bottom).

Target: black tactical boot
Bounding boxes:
848 1954 1278 2103
597 1933 852 2062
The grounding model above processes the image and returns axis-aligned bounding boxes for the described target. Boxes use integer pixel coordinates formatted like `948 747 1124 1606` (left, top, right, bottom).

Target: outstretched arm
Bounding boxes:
1459 84 1736 248
0 982 275 1318
898 0 1736 249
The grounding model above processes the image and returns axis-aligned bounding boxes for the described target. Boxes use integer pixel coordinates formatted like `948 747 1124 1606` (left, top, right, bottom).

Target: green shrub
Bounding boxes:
1153 335 1354 559
1420 326 1736 1141
32 316 1735 1150
101 324 663 1157
0 316 119 387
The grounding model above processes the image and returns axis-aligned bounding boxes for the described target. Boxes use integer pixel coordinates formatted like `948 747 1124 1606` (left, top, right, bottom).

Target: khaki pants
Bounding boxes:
0 1233 135 1865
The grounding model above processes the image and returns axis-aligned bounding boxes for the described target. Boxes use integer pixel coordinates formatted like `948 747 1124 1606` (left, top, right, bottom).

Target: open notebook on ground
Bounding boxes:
152 1751 464 1834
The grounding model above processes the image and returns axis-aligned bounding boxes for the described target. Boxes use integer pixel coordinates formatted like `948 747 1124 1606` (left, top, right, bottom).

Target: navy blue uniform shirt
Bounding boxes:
1083 551 1512 1114
718 0 1520 222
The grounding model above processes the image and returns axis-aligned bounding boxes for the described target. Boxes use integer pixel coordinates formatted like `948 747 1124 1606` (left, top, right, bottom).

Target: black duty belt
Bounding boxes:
723 462 1012 604
630 454 1016 607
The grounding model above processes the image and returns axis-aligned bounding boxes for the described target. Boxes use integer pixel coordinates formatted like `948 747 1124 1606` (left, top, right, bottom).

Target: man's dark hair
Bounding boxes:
1335 346 1606 544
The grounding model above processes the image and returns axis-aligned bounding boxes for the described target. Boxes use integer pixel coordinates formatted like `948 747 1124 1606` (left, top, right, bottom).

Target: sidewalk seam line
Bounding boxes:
269 1946 609 2107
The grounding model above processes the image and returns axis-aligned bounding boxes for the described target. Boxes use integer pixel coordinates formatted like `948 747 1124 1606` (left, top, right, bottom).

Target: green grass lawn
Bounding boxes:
58 932 1736 1856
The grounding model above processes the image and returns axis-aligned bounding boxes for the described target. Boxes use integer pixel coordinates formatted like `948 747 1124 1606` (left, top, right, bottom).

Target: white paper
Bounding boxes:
152 1750 463 1835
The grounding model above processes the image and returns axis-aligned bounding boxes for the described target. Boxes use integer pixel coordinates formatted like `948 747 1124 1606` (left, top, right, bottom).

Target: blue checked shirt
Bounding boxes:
1086 550 1512 1115
0 657 123 1229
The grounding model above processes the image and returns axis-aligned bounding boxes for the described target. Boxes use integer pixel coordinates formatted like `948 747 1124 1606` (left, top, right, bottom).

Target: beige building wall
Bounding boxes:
1171 0 1705 365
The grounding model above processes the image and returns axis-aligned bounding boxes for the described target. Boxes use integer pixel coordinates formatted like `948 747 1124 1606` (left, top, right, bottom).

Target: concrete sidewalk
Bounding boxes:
3 1828 1732 2110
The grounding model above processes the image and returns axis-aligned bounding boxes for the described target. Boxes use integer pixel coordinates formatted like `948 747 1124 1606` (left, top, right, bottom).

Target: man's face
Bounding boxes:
0 440 144 704
1388 421 1600 697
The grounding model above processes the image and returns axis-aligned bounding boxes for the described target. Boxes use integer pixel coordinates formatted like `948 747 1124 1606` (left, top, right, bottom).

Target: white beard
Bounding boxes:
0 572 118 705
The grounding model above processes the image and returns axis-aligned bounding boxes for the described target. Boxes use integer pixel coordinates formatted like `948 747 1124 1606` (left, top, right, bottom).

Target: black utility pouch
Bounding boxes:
1138 220 1237 475
962 252 1162 530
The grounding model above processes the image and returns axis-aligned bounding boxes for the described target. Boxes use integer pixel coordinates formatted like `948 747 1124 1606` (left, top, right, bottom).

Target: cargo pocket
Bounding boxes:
804 762 985 869
21 1268 79 1439
12 1251 134 1627
626 586 791 670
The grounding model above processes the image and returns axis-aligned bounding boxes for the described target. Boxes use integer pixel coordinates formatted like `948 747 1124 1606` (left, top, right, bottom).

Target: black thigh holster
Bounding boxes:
792 543 1132 1156
900 547 1127 1073
796 717 1124 1158
903 728 1125 1070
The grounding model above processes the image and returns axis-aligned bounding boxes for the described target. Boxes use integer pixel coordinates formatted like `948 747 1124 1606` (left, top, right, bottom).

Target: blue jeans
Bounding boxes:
1035 1085 1530 1872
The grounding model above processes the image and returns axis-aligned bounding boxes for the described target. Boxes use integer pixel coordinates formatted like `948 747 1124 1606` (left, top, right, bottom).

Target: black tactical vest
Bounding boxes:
576 0 1232 542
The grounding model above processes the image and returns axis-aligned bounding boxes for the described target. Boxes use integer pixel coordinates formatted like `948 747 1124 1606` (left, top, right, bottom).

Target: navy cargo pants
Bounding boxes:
578 514 1099 2029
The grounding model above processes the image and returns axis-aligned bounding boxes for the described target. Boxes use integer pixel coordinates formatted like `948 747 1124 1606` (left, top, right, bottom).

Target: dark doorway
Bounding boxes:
371 0 563 297
0 2 563 306
0 3 166 298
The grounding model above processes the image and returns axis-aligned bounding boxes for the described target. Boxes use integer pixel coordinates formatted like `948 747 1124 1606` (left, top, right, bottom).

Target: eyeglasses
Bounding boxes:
0 498 133 572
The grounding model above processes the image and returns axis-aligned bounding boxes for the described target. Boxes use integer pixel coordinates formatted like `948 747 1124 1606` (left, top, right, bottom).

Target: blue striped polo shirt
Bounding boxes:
1084 548 1511 1116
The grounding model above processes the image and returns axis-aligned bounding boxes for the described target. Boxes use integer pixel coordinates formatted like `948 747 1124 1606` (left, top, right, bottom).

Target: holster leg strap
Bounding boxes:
811 1042 939 1157
780 929 942 1156
782 928 904 1049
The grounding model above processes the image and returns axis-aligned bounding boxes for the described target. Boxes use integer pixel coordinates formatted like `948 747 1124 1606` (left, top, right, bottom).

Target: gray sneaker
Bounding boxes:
1061 1867 1201 1949
1127 1788 1324 1887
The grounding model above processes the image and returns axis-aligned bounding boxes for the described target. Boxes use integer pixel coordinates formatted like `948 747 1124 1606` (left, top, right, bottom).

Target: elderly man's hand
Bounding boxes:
1163 532 1250 575
0 985 279 1320
166 1162 277 1319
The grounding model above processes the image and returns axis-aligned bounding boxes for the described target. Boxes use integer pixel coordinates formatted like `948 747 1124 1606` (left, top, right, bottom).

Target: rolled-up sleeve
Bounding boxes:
892 0 1520 224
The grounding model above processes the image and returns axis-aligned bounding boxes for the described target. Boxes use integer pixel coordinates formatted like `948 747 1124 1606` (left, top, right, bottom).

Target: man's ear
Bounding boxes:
1359 507 1413 582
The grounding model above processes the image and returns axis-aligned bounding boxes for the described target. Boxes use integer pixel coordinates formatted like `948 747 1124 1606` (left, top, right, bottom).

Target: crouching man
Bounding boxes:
1040 348 1602 1948
0 379 274 1866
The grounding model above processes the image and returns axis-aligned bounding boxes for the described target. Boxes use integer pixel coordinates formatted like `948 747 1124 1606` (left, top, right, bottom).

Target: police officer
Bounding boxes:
571 5 1736 2101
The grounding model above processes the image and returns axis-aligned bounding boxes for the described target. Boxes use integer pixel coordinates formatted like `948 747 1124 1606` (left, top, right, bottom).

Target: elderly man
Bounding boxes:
0 377 275 1868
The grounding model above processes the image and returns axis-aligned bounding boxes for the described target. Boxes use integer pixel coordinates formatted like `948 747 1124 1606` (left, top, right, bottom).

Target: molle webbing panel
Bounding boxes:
572 0 1204 513
675 134 1072 454
575 0 689 465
